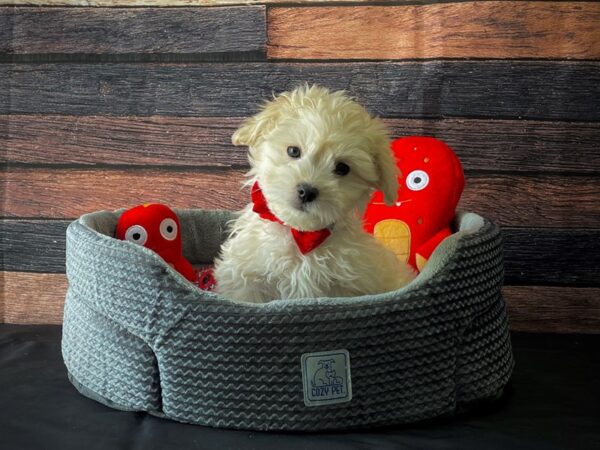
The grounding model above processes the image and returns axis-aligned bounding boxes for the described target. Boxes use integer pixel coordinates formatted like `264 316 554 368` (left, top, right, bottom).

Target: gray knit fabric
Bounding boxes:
62 209 513 431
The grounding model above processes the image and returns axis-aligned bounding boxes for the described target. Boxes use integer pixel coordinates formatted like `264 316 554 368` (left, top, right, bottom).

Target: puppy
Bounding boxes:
213 85 415 303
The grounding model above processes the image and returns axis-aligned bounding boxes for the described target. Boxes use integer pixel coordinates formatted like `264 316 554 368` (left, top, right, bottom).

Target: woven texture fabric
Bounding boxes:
61 209 513 431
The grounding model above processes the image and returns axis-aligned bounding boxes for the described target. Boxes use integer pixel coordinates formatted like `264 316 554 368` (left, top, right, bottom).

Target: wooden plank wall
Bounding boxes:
1 1 599 333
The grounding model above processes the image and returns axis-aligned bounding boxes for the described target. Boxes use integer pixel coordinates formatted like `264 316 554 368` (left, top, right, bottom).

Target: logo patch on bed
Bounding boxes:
301 349 352 406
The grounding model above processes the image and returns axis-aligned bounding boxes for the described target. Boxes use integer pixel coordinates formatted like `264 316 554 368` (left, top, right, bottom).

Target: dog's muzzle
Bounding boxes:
297 183 319 204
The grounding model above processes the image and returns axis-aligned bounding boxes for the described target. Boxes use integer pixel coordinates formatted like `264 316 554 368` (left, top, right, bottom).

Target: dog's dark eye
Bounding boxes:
287 146 301 158
334 162 350 176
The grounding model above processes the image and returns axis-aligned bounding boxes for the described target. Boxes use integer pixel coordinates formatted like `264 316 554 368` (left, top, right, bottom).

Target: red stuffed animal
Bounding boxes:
363 137 465 272
116 203 199 283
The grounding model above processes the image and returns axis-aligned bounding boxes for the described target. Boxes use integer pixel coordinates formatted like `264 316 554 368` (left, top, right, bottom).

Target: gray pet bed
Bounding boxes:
62 209 513 431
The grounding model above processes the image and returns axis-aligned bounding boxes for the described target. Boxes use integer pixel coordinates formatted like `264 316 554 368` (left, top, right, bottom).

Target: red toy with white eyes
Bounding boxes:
116 204 199 284
363 136 465 272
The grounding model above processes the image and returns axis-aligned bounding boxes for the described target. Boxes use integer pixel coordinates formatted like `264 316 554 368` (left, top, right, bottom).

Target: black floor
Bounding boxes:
1 324 598 450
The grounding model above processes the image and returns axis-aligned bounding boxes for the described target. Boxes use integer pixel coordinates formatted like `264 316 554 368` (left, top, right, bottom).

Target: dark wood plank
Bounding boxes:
3 115 599 173
1 220 68 273
0 7 266 58
5 0 400 5
386 118 600 174
502 228 600 287
0 69 7 113
268 3 600 60
3 271 598 333
2 115 247 168
2 62 599 120
3 219 599 287
0 53 268 64
459 174 600 229
3 169 599 228
504 286 600 334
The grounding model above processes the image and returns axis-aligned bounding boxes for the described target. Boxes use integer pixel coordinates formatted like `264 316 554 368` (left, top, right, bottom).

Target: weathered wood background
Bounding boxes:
1 1 599 333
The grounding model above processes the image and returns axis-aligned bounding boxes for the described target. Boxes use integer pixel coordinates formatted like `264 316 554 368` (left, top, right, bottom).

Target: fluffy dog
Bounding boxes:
213 85 415 303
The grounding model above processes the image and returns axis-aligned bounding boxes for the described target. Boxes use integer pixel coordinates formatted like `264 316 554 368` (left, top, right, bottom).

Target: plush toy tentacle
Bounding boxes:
174 258 198 283
415 227 452 271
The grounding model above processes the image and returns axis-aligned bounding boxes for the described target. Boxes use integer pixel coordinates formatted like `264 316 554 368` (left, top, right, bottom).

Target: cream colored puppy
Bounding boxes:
213 85 415 303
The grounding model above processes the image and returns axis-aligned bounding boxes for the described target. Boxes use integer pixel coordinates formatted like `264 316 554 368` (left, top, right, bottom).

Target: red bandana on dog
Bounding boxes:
251 182 331 254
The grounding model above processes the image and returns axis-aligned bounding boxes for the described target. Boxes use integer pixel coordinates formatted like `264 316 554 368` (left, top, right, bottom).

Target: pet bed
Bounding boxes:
62 209 514 431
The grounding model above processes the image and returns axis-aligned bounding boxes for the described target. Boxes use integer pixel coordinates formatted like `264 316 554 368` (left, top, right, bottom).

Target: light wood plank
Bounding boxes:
3 115 599 173
2 115 247 168
268 3 600 60
2 169 599 228
1 168 247 218
2 272 68 324
2 62 599 121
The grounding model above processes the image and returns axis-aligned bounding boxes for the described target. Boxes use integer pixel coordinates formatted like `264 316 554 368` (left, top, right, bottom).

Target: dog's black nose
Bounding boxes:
297 183 319 203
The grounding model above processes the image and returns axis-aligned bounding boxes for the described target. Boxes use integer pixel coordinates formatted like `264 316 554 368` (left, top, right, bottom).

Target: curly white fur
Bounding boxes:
213 84 415 303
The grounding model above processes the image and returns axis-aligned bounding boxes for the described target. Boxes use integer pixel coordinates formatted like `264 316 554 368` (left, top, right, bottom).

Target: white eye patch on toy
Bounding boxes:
406 170 429 191
124 224 148 245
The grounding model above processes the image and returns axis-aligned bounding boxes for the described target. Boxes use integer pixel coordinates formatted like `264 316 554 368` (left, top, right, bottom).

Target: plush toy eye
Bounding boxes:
287 146 301 158
334 162 350 176
124 225 148 246
406 170 429 191
160 218 178 241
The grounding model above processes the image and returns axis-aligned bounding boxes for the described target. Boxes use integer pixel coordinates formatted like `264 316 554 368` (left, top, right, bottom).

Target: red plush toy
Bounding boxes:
116 203 203 285
363 137 465 272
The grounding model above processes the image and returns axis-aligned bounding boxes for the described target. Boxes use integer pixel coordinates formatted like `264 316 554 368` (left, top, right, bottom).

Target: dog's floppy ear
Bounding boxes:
372 128 400 206
232 97 287 148
375 146 400 206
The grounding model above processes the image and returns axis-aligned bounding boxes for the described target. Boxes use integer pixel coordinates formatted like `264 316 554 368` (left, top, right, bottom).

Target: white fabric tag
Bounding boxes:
301 349 352 407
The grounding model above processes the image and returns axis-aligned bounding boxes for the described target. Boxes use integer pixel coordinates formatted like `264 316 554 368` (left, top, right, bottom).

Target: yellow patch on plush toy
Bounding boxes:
373 219 411 263
416 254 428 272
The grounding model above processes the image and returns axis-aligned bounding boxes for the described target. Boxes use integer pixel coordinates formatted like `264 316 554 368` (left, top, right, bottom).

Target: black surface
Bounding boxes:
0 325 598 450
